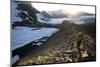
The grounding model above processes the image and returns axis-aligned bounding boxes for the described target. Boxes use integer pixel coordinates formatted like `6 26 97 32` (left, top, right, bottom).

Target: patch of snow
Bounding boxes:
34 39 40 43
12 27 59 50
34 37 48 43
36 42 43 46
36 13 46 23
12 55 19 64
41 37 48 41
22 11 34 22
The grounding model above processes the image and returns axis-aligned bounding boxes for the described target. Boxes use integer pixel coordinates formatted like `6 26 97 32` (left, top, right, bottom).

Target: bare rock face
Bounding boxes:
57 20 72 30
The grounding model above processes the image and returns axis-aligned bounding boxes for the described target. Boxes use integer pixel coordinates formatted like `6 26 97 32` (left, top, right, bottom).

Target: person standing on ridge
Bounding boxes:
75 32 84 61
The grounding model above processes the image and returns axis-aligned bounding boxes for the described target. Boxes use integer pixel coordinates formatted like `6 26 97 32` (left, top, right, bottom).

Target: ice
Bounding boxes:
12 27 59 50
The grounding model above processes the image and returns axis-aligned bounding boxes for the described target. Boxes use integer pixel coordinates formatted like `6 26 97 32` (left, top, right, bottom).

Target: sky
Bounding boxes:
32 2 95 15
15 0 95 15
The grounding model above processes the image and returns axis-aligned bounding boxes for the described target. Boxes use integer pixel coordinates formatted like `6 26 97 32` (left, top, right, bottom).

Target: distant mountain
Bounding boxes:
77 12 96 24
78 12 95 16
12 1 40 22
12 1 42 28
47 10 68 18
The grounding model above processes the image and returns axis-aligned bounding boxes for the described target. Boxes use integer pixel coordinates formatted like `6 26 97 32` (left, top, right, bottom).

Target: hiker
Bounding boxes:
75 32 84 60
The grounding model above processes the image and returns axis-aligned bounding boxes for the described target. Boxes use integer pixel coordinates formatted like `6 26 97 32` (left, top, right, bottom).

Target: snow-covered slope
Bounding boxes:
11 1 22 22
12 27 59 50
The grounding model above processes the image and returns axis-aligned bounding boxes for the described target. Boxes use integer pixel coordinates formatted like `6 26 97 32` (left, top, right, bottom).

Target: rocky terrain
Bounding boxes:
13 21 96 66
